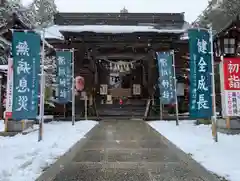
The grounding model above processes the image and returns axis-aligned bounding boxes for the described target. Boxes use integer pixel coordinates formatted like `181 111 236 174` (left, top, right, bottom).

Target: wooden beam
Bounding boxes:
96 54 147 60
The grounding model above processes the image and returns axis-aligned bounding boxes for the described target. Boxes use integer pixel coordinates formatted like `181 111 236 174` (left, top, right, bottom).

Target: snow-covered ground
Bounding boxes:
0 120 98 181
0 120 4 132
149 120 240 181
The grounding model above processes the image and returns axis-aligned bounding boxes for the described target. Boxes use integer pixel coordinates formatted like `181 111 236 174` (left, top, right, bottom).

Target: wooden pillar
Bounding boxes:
147 50 156 97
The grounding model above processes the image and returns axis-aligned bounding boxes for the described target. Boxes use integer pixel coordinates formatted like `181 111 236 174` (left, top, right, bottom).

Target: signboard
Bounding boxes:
5 57 13 118
56 50 72 104
133 84 141 95
100 84 108 95
221 57 240 116
12 31 41 119
157 51 176 104
188 28 213 119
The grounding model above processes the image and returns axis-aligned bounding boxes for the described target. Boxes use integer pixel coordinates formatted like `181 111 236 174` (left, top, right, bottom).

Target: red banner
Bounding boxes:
223 58 240 90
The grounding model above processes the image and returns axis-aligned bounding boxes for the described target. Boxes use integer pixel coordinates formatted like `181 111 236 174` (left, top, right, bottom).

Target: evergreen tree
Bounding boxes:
29 0 57 28
196 0 240 32
220 0 240 18
0 0 22 25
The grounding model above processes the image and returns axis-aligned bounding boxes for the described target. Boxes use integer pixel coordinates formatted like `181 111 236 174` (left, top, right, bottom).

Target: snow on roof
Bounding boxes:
41 25 65 40
58 25 186 34
43 25 186 40
180 33 189 40
0 65 8 70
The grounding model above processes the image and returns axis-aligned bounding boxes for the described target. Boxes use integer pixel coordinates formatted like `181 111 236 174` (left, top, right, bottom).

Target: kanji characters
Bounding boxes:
58 67 66 76
160 58 167 67
162 91 169 99
16 96 28 111
161 70 168 76
197 39 207 54
17 59 31 74
158 53 175 104
198 57 207 72
58 56 66 65
191 38 211 112
16 77 30 93
197 94 209 109
56 52 73 102
228 75 240 88
228 61 239 73
59 78 66 87
60 89 67 98
16 41 30 56
198 75 208 91
161 79 170 88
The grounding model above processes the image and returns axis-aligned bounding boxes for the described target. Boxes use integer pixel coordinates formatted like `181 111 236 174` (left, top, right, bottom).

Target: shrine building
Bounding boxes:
45 12 190 119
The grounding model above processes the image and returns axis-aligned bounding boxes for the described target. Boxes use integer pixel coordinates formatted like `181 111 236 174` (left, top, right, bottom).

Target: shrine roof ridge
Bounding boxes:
54 12 185 28
43 25 187 40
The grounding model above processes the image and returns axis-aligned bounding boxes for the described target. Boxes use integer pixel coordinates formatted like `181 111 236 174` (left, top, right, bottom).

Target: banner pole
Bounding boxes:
159 98 163 120
63 104 66 118
210 26 218 142
71 48 75 125
38 30 46 142
172 50 179 126
85 94 88 120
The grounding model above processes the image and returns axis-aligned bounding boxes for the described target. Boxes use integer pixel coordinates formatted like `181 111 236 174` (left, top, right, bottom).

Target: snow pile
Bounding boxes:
149 120 240 181
0 119 4 132
0 65 8 71
0 120 98 181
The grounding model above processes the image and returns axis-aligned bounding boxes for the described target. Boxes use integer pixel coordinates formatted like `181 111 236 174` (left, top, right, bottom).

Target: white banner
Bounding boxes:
5 57 13 118
219 62 226 117
223 90 240 116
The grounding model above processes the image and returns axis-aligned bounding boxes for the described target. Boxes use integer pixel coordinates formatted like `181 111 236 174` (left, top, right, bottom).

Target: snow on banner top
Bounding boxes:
42 25 186 40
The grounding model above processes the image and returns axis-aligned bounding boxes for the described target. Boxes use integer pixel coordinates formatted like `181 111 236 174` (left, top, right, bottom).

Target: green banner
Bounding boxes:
188 28 213 119
56 50 72 104
157 51 176 104
12 31 41 119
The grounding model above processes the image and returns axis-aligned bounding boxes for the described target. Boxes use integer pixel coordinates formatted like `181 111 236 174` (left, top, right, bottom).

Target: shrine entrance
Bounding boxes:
50 12 188 119
97 59 149 118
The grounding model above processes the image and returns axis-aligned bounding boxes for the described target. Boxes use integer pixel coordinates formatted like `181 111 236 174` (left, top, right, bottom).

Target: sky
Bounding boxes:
22 0 209 23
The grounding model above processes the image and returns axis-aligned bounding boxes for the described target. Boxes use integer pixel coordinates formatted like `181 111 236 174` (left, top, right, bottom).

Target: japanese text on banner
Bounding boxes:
223 58 240 90
56 51 72 104
12 31 41 120
157 52 176 105
188 29 213 119
222 58 240 116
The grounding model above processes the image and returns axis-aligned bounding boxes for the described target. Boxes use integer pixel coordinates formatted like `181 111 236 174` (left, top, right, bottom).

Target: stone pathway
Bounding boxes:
52 120 220 181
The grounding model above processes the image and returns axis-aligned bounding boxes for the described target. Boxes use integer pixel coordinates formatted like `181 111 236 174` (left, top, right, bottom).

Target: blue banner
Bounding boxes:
56 50 72 104
157 51 176 105
12 31 41 119
188 28 213 118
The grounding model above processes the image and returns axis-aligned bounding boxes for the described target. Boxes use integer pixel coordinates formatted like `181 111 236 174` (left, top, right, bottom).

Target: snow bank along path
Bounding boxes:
0 120 98 181
149 120 240 181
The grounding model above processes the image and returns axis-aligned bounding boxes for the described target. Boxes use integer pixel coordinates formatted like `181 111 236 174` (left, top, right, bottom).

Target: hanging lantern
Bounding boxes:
75 76 85 91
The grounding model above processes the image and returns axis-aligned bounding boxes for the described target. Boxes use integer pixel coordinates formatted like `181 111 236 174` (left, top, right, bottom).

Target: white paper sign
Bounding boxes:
5 58 13 118
223 90 240 116
100 84 108 95
133 84 141 95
